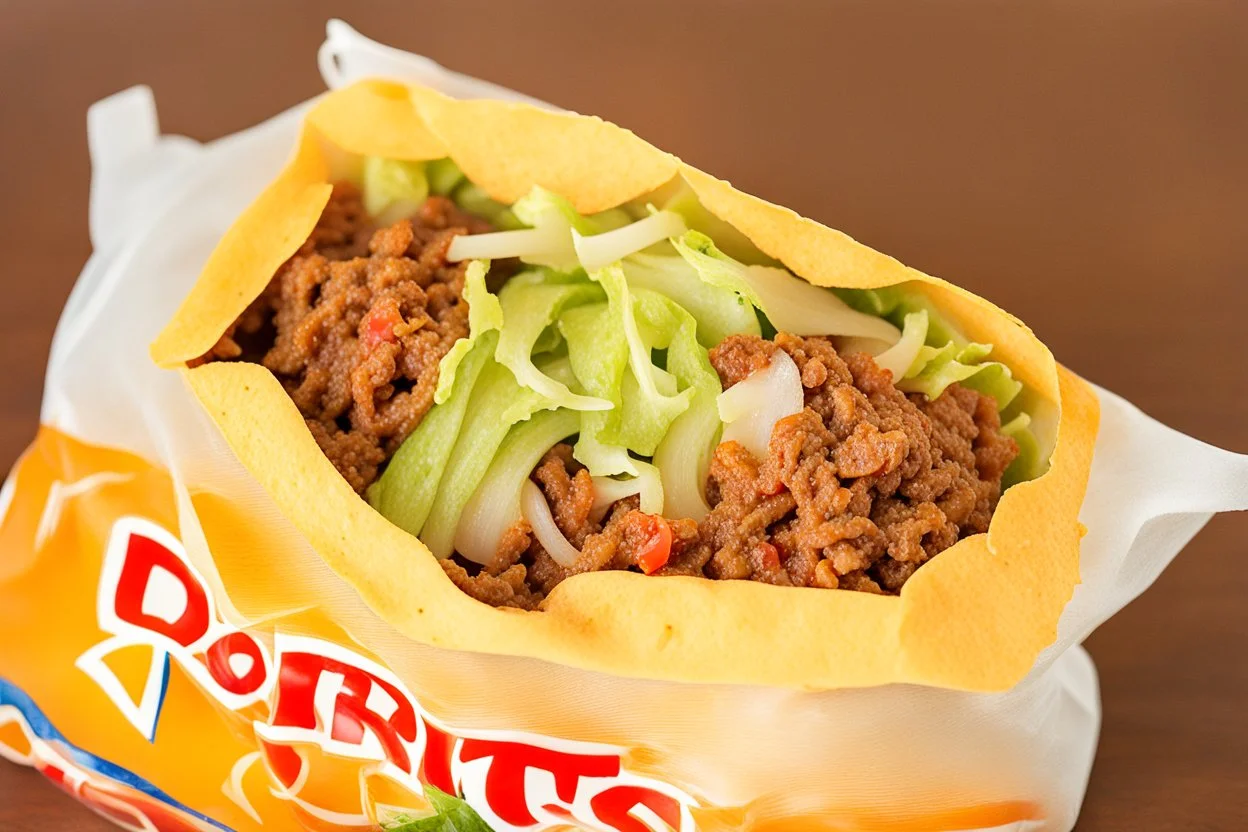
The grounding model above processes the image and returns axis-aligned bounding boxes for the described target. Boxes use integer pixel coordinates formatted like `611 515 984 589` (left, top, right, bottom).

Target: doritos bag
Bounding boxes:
2 21 1246 832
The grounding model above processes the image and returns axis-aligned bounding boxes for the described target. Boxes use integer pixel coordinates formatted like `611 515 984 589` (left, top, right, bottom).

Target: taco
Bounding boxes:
152 80 1098 692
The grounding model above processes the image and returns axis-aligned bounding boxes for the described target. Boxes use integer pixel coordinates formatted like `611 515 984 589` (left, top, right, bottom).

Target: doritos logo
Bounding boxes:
78 517 698 831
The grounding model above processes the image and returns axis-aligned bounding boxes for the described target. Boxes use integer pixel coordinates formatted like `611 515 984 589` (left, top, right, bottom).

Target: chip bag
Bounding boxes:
2 21 1246 832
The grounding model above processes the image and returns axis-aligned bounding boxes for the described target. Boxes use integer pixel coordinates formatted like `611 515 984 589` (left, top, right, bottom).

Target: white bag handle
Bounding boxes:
317 19 558 109
86 86 200 252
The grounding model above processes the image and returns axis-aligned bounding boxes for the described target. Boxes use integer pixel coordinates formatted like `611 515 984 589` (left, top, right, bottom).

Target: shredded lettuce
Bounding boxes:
435 260 502 404
450 181 522 230
559 302 635 476
454 408 581 565
1001 411 1043 488
590 267 693 455
872 309 929 379
898 342 1023 410
623 252 760 346
672 231 901 343
660 183 770 264
426 158 466 196
368 332 498 536
374 168 1047 552
495 270 611 411
362 157 429 225
420 358 554 558
650 295 724 521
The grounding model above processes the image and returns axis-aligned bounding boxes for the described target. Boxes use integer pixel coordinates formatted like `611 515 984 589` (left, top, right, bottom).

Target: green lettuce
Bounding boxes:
650 294 723 521
624 252 760 346
660 183 769 264
420 357 555 558
385 787 491 832
362 157 429 225
368 331 498 536
451 181 523 230
495 270 610 411
435 260 502 404
559 301 635 476
1001 411 1043 488
590 266 693 455
672 231 901 343
426 158 466 196
898 342 1023 410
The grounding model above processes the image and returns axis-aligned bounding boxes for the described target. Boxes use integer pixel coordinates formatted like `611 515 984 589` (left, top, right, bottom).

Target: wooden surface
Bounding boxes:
1 1 1245 829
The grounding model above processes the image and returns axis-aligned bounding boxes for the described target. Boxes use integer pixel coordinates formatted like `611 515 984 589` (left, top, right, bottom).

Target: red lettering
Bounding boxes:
114 533 209 648
260 738 304 793
260 739 304 790
591 785 684 832
204 632 266 696
272 652 419 773
420 719 456 795
459 739 620 827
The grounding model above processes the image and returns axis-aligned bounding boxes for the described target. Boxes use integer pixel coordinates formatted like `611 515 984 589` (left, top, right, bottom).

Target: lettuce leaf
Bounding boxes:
898 342 1023 410
451 181 523 230
495 270 610 411
385 787 492 832
369 331 498 536
419 357 554 558
590 266 693 456
1001 411 1043 488
660 182 770 264
435 260 502 404
426 158 466 196
624 252 760 346
650 294 723 521
872 309 929 379
672 231 901 343
362 157 429 225
559 301 635 476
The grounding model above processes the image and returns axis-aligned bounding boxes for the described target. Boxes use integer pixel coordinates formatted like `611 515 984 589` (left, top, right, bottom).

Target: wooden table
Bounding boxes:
1 2 1244 829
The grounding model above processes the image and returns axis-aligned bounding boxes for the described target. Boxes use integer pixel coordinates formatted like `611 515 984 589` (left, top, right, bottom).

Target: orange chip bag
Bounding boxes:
3 22 1246 832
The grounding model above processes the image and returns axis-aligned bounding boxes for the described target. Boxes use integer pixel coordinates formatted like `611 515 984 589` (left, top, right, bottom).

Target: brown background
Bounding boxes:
1 1 1245 829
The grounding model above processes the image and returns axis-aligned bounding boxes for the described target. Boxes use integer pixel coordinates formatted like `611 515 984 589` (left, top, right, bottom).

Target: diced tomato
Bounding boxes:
755 541 781 571
362 304 403 348
636 516 673 575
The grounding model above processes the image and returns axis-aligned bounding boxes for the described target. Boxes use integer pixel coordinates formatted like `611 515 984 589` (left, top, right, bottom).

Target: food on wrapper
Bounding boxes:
197 165 1034 609
3 22 1245 832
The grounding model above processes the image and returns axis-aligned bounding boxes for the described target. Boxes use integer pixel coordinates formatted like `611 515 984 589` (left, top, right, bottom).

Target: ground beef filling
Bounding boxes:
449 333 1018 607
206 185 1018 606
199 183 491 492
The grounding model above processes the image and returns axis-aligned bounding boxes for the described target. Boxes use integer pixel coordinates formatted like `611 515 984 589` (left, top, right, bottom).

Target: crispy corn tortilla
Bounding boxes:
151 79 1099 692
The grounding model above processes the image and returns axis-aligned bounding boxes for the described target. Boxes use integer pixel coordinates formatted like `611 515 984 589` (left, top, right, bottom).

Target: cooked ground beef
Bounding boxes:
198 183 491 492
207 185 1018 607
448 333 1018 607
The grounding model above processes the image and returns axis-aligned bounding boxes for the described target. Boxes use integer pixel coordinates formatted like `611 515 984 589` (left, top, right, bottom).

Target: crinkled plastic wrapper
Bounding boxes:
2 22 1246 832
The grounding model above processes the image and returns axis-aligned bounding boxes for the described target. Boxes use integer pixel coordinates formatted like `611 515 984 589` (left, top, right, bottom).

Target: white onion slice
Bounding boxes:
572 211 687 272
717 350 804 459
447 226 566 262
590 461 664 522
871 309 929 379
521 479 582 567
743 265 902 343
